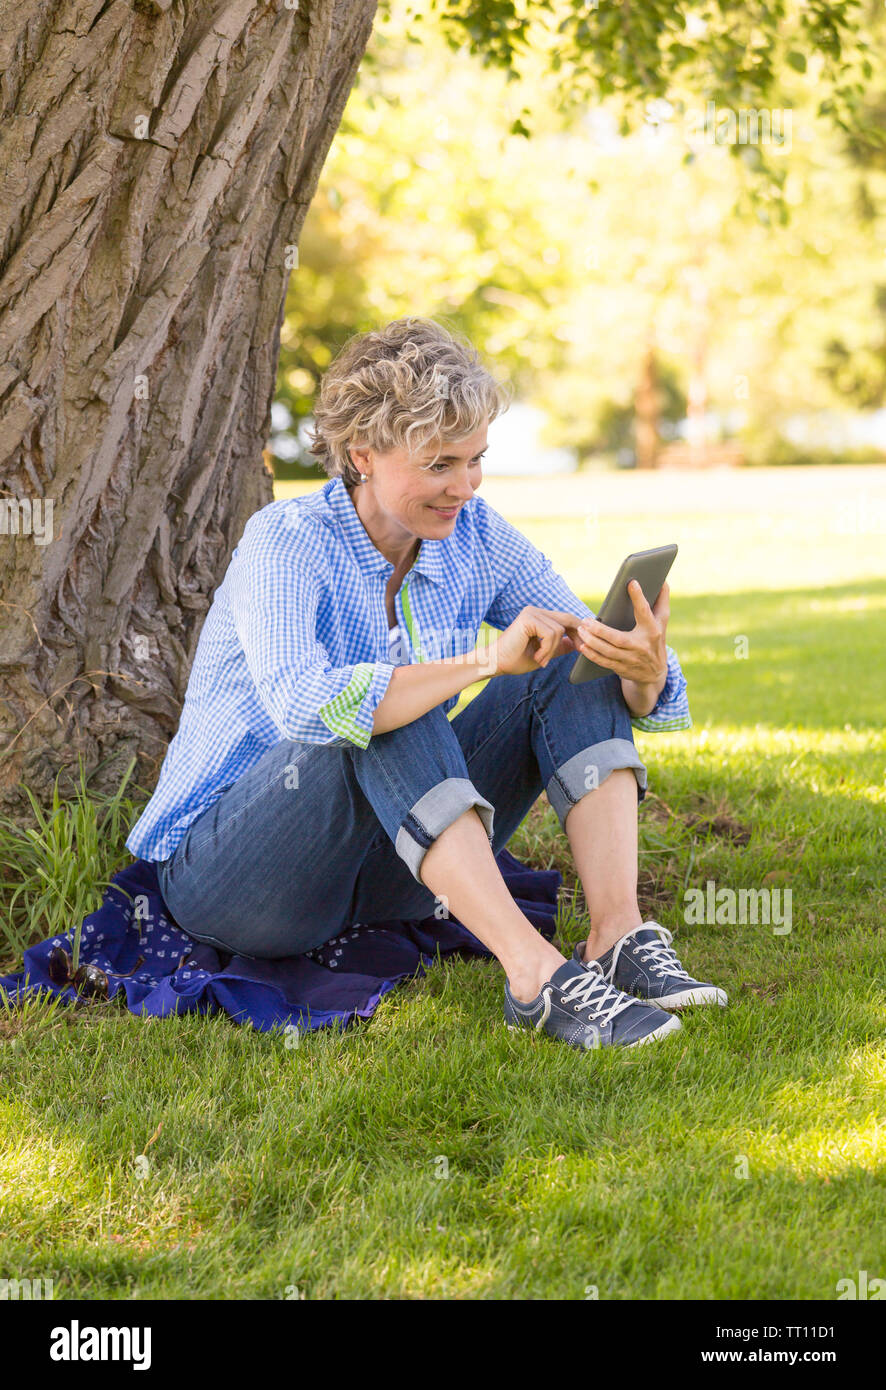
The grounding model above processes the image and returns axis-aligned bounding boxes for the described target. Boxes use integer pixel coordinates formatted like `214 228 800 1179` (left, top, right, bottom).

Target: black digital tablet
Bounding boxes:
569 544 678 684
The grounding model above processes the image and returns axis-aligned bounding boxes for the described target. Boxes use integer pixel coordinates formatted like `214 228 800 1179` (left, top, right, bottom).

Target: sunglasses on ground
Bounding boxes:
47 946 150 1002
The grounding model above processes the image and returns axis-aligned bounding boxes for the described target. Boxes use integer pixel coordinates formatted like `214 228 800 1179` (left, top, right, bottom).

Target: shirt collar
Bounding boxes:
325 476 448 585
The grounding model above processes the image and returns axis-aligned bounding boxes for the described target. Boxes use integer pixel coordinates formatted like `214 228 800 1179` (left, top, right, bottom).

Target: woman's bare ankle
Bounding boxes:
506 943 567 1004
582 912 644 962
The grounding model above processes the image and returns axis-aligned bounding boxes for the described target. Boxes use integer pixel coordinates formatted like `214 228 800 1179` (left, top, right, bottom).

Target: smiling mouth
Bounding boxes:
430 505 459 514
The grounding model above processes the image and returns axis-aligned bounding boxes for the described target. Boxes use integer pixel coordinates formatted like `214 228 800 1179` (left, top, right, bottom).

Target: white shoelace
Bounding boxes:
609 922 694 982
543 961 638 1028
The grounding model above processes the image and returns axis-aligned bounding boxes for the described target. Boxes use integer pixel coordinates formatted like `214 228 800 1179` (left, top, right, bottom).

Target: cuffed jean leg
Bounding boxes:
349 651 649 929
442 650 648 836
347 701 495 886
530 663 647 831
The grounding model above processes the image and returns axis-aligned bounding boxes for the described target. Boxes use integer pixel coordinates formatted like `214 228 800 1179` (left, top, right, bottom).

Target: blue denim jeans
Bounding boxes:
156 653 648 959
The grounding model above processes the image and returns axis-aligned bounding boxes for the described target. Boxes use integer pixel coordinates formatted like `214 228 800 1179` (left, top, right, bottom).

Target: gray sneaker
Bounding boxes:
504 958 682 1049
573 922 728 1011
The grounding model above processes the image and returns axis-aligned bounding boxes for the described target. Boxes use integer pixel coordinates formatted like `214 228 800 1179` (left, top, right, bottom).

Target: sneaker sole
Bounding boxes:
572 957 728 1014
646 985 728 1011
624 1012 683 1046
505 1012 682 1048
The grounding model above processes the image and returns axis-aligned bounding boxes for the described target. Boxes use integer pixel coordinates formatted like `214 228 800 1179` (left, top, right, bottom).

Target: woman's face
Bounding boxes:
348 421 488 544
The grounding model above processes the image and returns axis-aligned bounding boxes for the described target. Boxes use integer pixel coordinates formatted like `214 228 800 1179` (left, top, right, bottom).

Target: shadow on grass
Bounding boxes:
0 970 882 1297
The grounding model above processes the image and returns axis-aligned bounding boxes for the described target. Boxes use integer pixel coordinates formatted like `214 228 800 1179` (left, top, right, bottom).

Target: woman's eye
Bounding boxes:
427 454 485 472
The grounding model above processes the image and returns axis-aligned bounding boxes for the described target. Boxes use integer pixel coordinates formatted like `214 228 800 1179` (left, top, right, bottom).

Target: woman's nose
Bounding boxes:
448 477 477 502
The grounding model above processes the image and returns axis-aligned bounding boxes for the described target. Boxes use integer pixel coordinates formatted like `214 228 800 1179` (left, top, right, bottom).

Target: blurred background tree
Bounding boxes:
272 0 886 478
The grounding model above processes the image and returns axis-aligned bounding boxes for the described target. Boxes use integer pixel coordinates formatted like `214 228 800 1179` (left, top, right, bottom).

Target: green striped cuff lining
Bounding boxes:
401 581 424 662
318 663 377 748
631 713 694 733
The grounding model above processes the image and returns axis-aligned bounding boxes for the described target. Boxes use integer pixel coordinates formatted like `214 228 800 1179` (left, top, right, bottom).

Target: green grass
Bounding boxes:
1 486 884 1299
0 759 140 968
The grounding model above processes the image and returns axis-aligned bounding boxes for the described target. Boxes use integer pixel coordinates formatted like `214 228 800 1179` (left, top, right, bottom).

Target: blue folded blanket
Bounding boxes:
0 848 561 1033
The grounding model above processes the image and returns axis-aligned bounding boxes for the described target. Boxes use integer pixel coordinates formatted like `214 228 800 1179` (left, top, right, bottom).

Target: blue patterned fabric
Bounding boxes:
127 477 691 861
0 849 560 1033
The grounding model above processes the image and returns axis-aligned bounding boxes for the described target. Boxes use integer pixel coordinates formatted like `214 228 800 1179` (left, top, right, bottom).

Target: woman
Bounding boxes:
127 317 726 1050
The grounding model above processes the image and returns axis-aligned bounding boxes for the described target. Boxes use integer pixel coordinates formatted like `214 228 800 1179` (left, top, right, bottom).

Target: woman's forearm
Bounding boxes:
620 668 668 718
371 650 495 735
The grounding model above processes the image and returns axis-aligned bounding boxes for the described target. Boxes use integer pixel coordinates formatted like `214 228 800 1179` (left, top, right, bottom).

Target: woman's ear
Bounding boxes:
348 442 371 470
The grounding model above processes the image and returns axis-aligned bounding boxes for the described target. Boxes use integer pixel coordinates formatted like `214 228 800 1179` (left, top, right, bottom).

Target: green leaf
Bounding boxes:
786 52 807 74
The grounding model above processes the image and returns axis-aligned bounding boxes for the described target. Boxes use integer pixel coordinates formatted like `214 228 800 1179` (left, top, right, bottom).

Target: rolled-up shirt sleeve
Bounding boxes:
630 644 692 732
228 514 396 749
481 507 691 734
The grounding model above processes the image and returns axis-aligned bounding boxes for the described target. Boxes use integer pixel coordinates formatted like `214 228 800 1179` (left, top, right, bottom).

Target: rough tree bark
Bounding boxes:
0 0 377 812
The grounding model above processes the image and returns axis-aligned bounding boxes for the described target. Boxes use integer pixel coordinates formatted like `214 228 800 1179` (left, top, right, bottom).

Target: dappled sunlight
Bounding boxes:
739 1042 886 1179
771 1042 886 1112
740 1123 884 1181
0 1103 86 1191
438 1095 886 1194
0 1090 207 1261
772 777 886 809
807 594 886 616
649 729 886 802
662 575 884 639
685 728 884 755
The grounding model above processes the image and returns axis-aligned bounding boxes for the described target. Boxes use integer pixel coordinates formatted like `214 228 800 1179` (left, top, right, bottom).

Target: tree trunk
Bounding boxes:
634 341 659 469
0 0 377 812
684 256 709 466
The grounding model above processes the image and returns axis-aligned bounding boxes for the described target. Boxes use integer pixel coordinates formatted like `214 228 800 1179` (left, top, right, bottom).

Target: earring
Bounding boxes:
360 472 368 483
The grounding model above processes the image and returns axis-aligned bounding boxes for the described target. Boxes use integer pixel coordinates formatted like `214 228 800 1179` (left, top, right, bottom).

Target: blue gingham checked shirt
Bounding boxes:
127 477 691 861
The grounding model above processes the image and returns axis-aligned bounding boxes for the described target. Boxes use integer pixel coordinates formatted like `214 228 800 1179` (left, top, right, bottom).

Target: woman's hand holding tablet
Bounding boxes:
569 544 676 687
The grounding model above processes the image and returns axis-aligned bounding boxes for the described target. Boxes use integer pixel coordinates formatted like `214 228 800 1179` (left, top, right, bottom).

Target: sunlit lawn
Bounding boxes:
1 467 883 1298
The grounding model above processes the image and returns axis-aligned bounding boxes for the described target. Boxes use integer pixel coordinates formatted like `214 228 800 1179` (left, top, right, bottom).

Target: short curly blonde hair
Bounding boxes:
307 317 511 485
